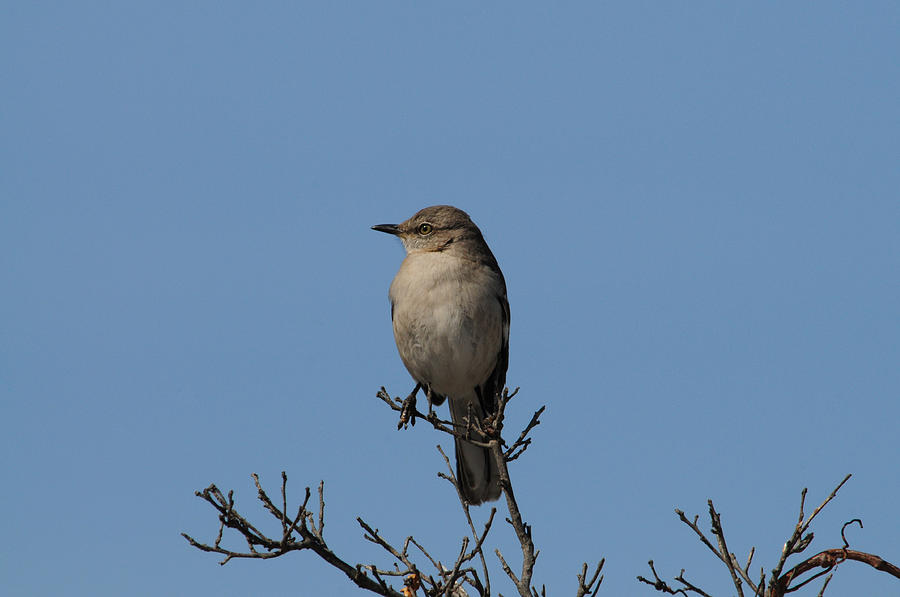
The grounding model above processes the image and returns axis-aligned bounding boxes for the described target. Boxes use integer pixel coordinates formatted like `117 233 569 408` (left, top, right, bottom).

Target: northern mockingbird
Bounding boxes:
373 205 509 505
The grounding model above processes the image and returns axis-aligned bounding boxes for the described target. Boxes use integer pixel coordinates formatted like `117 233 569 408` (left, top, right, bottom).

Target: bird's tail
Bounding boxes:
448 391 501 505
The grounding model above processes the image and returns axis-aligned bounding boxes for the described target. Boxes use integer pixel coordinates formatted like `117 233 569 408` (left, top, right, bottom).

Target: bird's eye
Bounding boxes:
417 223 433 235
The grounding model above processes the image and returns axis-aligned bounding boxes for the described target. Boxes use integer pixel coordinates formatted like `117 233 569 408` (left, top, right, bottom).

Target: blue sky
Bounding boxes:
2 3 898 595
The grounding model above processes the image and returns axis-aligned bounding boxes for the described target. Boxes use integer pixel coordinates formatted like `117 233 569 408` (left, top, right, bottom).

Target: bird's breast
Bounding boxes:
389 252 504 397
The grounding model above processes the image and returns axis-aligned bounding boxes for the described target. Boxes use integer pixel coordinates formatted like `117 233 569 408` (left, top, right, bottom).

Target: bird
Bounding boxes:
372 205 509 505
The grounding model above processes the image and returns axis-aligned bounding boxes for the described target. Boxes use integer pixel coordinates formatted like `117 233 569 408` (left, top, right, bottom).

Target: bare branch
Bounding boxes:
637 560 711 596
377 384 561 597
814 573 833 597
576 559 605 597
504 406 545 462
187 383 606 597
643 475 899 597
840 519 862 549
707 500 751 595
774 549 900 595
491 388 539 597
183 474 407 597
770 474 852 591
377 386 460 438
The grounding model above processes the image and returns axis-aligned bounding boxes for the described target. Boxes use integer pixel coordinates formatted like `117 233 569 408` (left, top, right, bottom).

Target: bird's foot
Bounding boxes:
397 384 420 430
426 404 440 425
425 387 441 424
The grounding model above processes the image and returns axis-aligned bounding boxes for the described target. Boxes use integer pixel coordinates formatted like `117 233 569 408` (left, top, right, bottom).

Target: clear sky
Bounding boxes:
2 3 898 596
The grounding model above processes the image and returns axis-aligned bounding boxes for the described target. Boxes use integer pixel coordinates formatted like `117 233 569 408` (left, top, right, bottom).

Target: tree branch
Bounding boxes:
640 475 899 597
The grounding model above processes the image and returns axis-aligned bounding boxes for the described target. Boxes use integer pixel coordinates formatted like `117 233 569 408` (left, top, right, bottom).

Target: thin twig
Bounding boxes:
708 501 748 596
575 559 605 597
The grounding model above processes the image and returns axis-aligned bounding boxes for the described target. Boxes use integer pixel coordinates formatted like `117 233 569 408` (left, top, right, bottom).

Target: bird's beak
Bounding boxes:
371 224 401 235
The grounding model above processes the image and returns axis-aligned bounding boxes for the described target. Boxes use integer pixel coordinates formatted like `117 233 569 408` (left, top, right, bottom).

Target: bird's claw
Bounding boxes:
398 393 417 429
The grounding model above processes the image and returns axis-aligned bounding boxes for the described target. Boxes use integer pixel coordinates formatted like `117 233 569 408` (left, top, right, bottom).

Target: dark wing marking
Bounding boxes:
477 293 510 416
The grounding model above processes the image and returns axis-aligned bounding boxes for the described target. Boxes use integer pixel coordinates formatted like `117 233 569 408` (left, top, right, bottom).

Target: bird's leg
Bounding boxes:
474 386 498 438
398 383 421 430
425 386 439 422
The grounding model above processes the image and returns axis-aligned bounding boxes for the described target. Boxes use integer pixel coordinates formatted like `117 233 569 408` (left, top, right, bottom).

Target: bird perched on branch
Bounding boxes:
373 205 509 505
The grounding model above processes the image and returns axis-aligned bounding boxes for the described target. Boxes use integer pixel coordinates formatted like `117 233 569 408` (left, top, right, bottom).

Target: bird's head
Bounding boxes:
372 205 479 254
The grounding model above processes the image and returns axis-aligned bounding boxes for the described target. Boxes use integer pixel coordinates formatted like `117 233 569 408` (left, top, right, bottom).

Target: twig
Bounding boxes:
643 475 900 597
774 549 900 595
575 559 605 597
769 474 852 592
707 501 751 595
491 388 538 597
378 384 558 597
504 406 545 462
184 474 408 597
637 560 711 596
437 444 496 596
